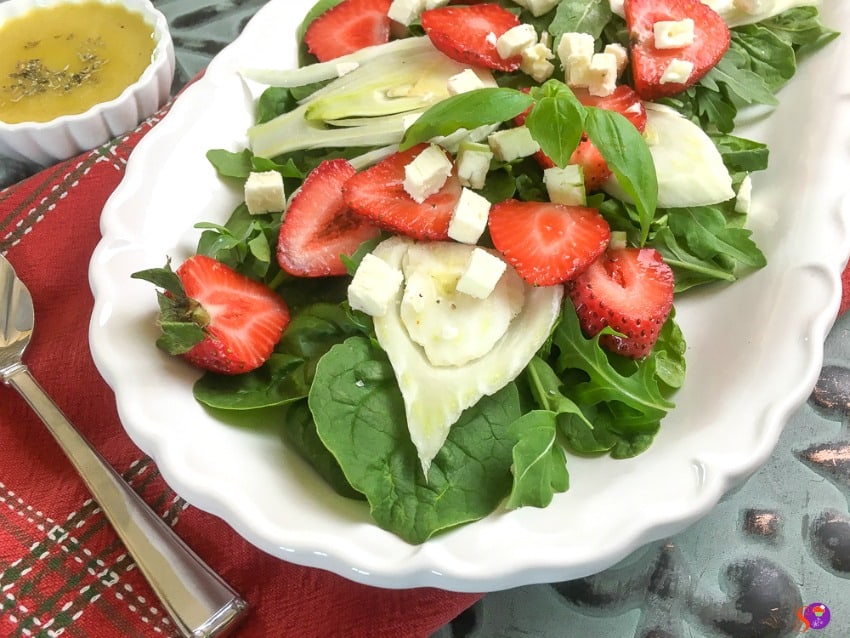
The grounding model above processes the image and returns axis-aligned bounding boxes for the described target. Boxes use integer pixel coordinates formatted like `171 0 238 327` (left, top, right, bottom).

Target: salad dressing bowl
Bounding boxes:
88 0 850 591
0 0 175 166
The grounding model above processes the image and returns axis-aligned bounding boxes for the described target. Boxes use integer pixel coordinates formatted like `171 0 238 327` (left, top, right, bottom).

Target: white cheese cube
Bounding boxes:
403 144 454 203
348 253 404 317
653 19 695 49
335 61 359 77
587 52 618 97
456 143 493 189
735 174 752 213
446 68 486 95
244 171 286 215
510 0 559 17
566 54 592 88
448 187 491 244
608 0 625 17
456 248 507 299
659 58 694 84
488 126 540 162
496 24 538 59
544 165 586 206
520 42 555 82
388 0 426 26
604 42 628 74
557 32 595 67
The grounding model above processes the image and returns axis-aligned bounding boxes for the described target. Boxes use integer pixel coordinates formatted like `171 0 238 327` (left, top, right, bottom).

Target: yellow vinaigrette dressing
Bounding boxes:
0 2 156 124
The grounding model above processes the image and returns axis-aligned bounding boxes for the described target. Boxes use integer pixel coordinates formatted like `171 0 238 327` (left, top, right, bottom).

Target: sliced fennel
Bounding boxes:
246 37 496 159
603 102 734 208
371 237 564 478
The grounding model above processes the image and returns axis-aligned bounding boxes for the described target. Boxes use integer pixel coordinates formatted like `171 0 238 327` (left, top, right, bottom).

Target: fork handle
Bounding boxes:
5 366 248 638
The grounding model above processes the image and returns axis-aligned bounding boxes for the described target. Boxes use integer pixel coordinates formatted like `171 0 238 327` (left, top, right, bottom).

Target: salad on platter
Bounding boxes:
131 0 837 545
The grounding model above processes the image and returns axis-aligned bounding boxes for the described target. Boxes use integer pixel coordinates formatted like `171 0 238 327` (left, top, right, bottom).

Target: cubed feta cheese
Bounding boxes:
488 126 540 162
510 0 559 17
604 42 628 74
520 42 555 82
388 0 426 26
566 54 592 88
456 142 493 189
557 32 595 66
608 0 625 17
653 19 695 49
544 165 586 206
448 187 491 244
735 174 752 213
456 248 507 299
403 144 454 203
659 58 694 84
244 171 286 215
587 52 618 97
348 253 404 317
446 68 486 95
496 24 538 59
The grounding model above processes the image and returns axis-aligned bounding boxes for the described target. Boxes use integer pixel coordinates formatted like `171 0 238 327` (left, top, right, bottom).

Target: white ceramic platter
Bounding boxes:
89 0 850 592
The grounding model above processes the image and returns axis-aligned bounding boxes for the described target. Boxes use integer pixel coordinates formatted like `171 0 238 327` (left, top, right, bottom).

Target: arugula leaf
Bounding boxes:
309 336 520 544
206 148 253 179
399 88 533 150
506 411 569 510
758 7 840 58
256 86 298 124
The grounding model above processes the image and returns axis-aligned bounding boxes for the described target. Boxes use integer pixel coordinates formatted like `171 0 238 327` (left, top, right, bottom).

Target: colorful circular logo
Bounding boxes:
800 603 831 630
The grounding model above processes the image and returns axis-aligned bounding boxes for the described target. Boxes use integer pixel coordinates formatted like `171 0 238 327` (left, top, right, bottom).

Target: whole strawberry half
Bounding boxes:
133 255 290 375
421 3 523 71
626 0 730 100
343 144 462 241
278 159 381 277
516 85 647 191
567 247 674 359
488 200 611 286
304 0 393 62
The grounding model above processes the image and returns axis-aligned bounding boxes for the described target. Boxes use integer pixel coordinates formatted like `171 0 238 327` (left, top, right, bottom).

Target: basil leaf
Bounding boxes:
399 88 534 150
525 81 585 168
584 107 657 244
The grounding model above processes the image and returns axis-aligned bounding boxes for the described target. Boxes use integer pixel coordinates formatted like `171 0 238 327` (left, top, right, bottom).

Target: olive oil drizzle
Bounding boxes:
3 36 108 103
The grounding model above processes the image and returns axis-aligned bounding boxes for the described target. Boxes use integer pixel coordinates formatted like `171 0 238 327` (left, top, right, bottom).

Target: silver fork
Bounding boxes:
0 254 248 638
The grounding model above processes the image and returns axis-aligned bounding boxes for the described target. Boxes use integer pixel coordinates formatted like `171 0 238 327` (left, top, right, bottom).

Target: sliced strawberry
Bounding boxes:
278 159 381 277
625 0 730 100
131 255 292 375
488 200 611 286
304 0 393 62
515 86 647 190
567 247 674 359
420 3 522 72
343 144 462 240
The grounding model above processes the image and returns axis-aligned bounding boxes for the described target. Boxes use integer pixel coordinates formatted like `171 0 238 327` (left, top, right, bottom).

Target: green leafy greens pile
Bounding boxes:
187 0 836 543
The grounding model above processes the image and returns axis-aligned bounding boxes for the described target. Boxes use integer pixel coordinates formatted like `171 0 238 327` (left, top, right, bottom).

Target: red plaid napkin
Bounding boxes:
0 107 481 637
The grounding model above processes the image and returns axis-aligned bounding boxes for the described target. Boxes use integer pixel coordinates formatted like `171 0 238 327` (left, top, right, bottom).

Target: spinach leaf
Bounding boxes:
548 0 612 44
281 399 365 500
256 86 297 124
309 336 520 544
506 411 569 509
193 303 362 410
